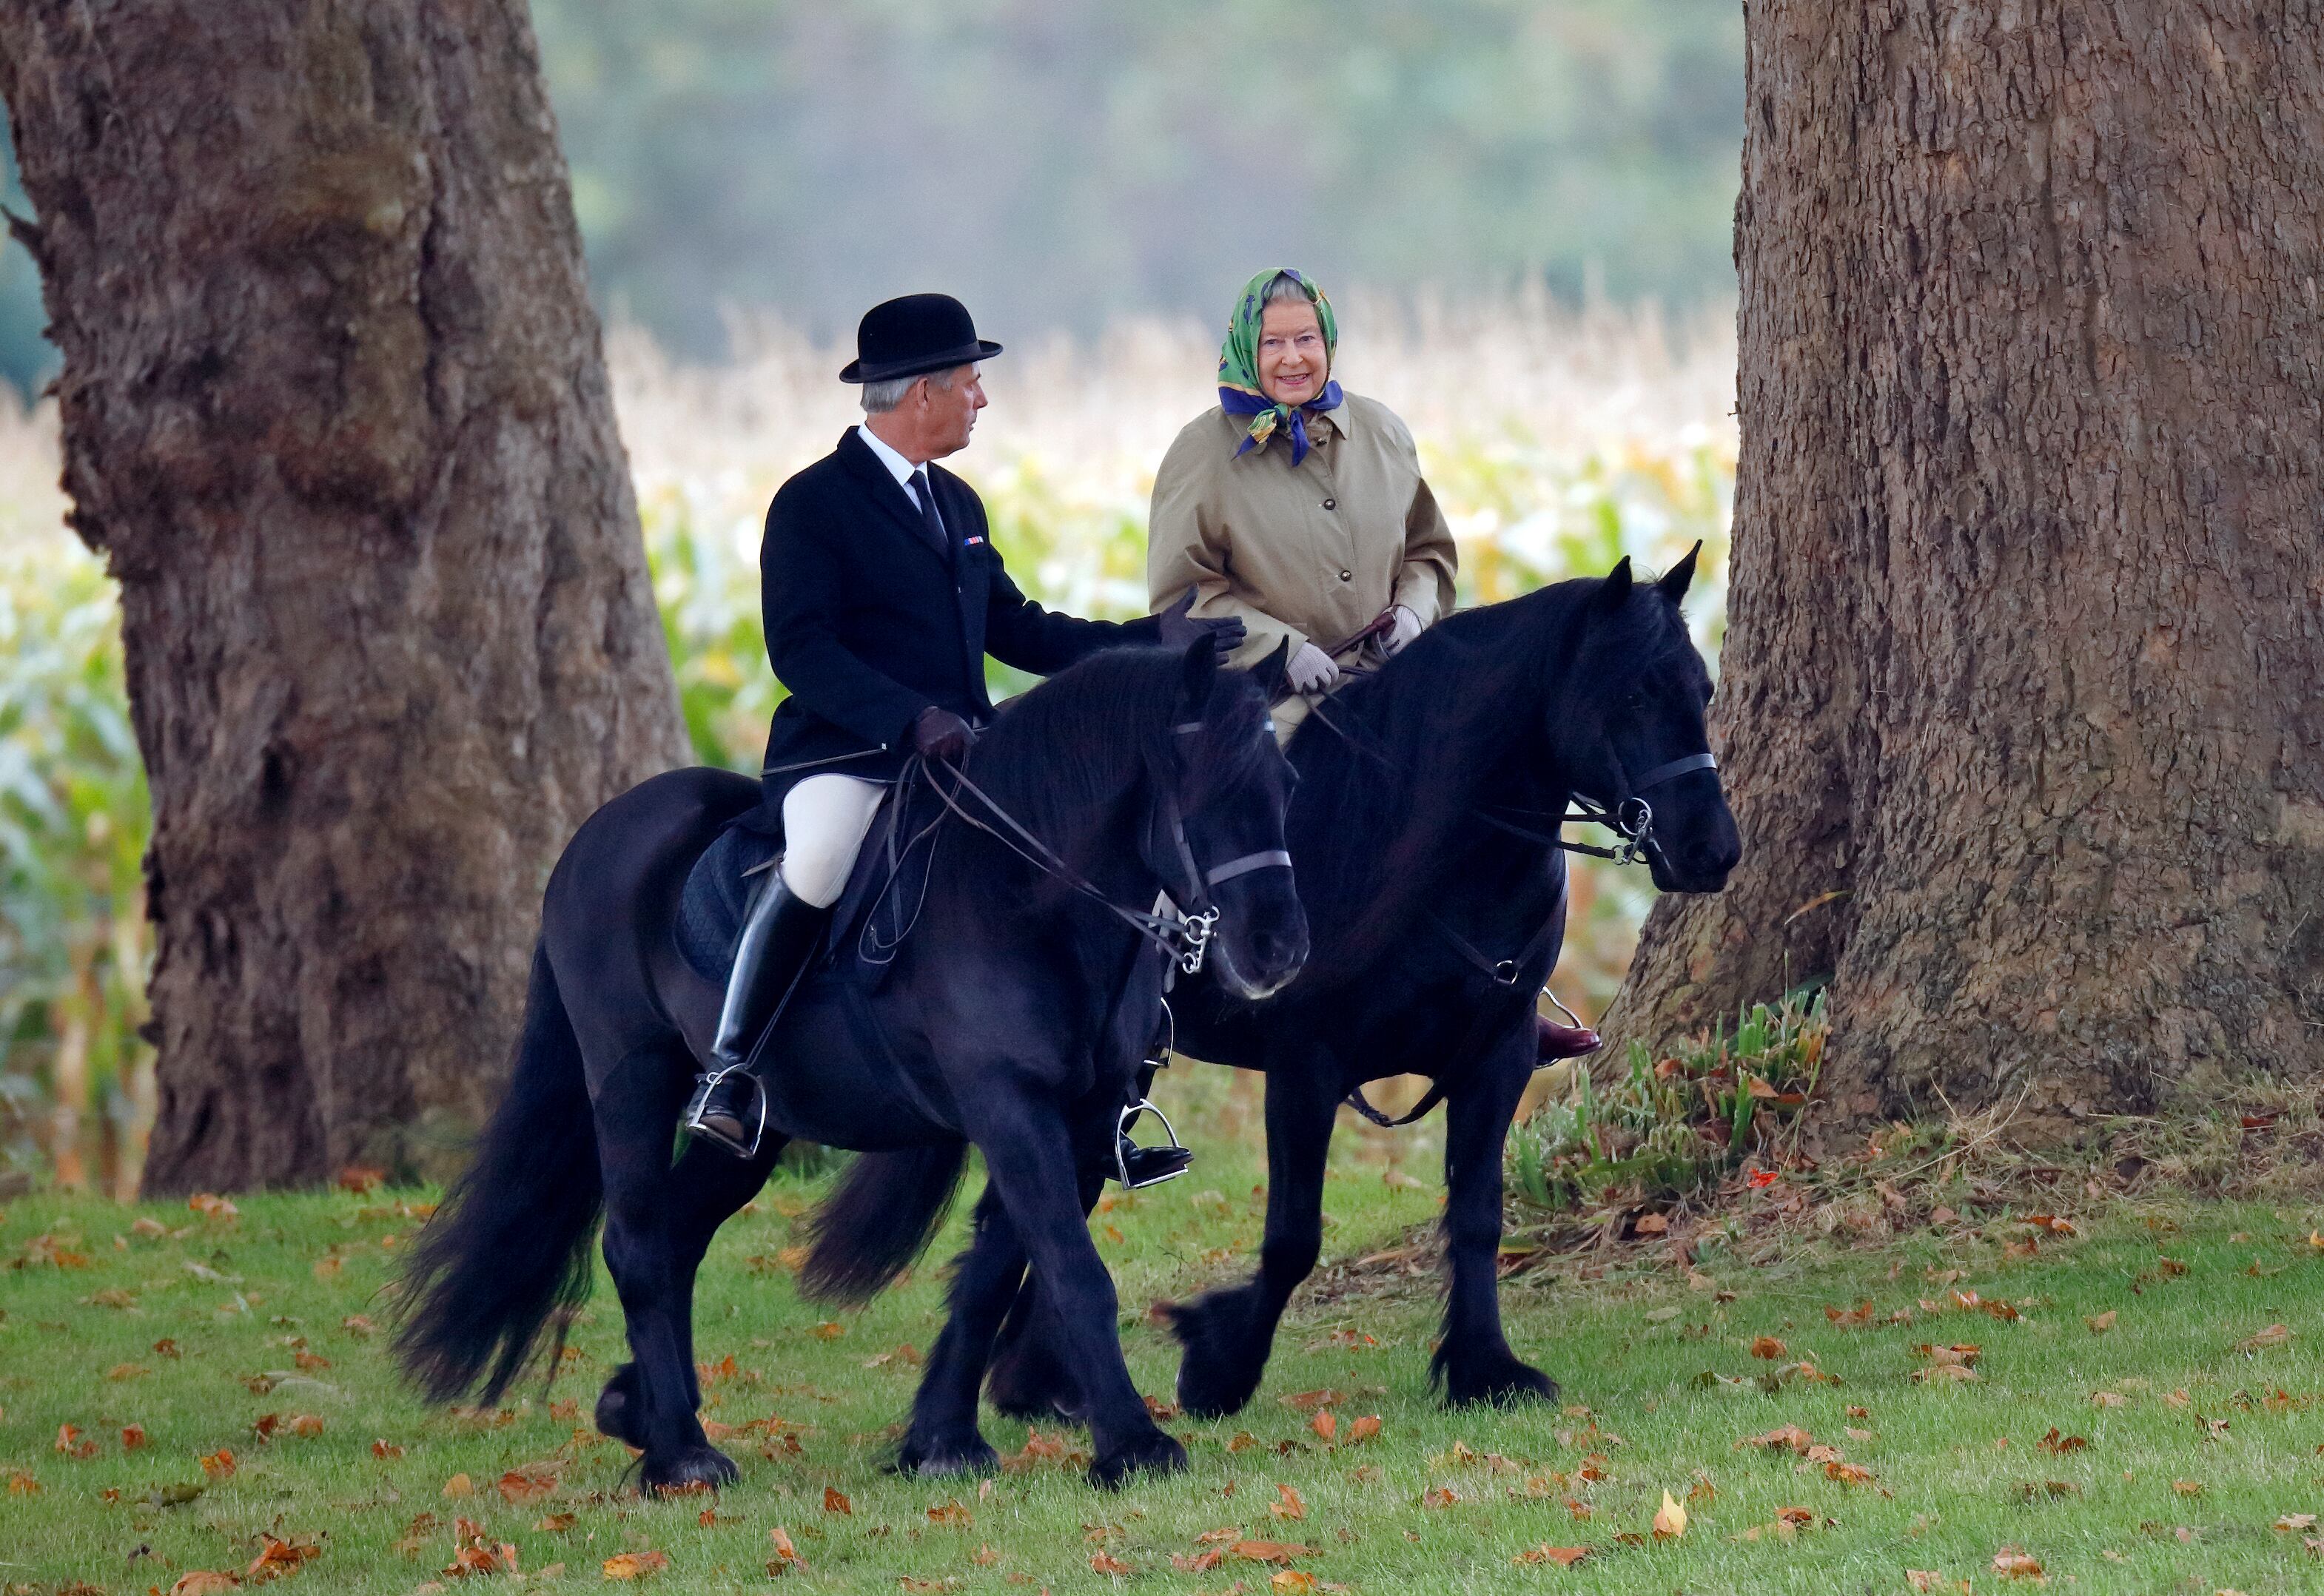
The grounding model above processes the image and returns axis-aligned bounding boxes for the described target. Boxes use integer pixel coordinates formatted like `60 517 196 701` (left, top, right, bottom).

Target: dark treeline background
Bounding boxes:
0 0 1742 393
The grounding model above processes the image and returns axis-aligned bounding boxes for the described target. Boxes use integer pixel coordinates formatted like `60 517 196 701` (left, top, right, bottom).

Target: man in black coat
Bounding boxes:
686 294 1240 1159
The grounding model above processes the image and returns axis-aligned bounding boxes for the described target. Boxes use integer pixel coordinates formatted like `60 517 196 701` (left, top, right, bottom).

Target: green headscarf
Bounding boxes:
1217 269 1342 463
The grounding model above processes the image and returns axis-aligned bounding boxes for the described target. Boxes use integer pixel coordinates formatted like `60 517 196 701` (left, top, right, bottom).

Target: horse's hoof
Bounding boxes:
1087 1430 1187 1489
1438 1351 1559 1410
1165 1295 1264 1419
644 1444 739 1493
596 1363 647 1448
896 1432 999 1478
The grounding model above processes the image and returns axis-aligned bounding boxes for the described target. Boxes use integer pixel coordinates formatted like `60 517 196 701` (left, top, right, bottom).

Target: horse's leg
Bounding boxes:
967 1090 1184 1487
1431 1033 1557 1407
593 1045 740 1490
598 1130 787 1449
984 1267 1081 1422
1165 1060 1340 1419
896 1185 1025 1475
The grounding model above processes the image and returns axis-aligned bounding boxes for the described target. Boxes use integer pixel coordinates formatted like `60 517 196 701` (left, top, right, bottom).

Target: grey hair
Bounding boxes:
859 366 957 415
1263 272 1316 307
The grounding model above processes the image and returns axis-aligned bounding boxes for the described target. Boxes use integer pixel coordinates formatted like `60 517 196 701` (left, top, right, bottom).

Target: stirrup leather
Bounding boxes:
1115 1097 1192 1189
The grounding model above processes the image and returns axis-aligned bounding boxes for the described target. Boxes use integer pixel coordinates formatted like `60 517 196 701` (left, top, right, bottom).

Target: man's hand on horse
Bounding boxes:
1156 587 1246 659
911 706 978 765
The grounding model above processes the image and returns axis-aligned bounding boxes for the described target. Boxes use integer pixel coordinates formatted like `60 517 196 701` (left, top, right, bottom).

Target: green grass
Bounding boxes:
3 1113 2321 1595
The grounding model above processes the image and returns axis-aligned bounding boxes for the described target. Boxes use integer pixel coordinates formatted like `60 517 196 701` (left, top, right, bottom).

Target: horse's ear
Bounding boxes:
1249 636 1294 700
1176 633 1221 718
1599 556 1634 610
1656 541 1701 605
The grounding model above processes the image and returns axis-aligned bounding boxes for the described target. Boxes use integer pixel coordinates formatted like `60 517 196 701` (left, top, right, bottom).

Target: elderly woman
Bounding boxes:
1146 267 1599 1063
1148 269 1453 738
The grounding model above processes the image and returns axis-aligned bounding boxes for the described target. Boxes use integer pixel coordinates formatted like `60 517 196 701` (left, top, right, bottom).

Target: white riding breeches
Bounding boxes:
779 774 887 909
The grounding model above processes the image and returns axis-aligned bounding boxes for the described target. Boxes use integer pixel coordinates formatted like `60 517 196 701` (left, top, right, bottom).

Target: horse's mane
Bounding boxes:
1284 578 1605 968
962 644 1269 871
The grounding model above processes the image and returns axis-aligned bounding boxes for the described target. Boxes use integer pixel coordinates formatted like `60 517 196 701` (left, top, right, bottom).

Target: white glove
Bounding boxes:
1286 641 1341 693
1383 605 1423 656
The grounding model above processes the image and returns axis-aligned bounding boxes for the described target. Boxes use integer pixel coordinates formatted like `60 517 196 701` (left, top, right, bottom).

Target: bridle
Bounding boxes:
1552 749 1721 868
904 720 1291 976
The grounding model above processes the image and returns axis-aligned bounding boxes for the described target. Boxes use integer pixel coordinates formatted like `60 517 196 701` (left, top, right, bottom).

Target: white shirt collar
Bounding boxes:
855 423 924 491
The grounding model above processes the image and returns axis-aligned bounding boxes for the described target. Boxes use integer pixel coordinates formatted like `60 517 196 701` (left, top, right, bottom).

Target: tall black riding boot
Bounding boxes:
683 873 830 1159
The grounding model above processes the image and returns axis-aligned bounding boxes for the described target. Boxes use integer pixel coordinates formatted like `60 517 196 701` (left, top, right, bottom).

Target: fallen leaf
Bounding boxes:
1232 1541 1312 1563
167 1574 242 1595
108 1361 150 1381
121 1423 147 1449
340 1316 376 1339
1269 1572 1317 1593
1345 1415 1381 1444
767 1527 805 1574
188 1193 240 1219
1088 1551 1133 1575
824 1485 853 1515
2278 1514 2320 1532
811 1321 846 1340
1514 1545 1590 1566
1904 1573 1947 1593
1310 1410 1336 1442
1992 1548 2043 1579
2172 1480 2203 1496
1739 1425 1815 1455
2086 1310 2117 1334
1271 1483 1306 1521
1750 1336 1787 1360
201 1448 238 1478
2037 1430 2087 1454
441 1472 474 1498
1824 1461 1875 1486
1653 1490 1688 1538
601 1549 669 1580
1422 1486 1459 1509
2235 1324 2291 1355
1279 1389 1342 1413
246 1535 320 1582
537 1513 577 1532
927 1501 971 1526
2092 1390 2128 1409
1634 1213 1669 1236
373 1438 405 1459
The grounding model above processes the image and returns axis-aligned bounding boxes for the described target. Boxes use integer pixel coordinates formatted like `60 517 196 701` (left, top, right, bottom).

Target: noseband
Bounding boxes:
1565 750 1719 866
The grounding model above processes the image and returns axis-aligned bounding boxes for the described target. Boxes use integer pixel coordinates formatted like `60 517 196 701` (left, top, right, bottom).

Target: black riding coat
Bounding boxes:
756 429 1160 812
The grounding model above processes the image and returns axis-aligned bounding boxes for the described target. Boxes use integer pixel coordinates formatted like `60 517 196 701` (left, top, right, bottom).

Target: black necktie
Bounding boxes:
908 468 949 559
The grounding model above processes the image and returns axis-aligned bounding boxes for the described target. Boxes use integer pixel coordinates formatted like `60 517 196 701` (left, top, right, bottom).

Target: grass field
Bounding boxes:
3 1085 2321 1595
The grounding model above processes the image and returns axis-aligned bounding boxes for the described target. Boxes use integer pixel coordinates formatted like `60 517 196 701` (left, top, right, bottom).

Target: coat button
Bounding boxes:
1338 569 1352 582
1323 497 1336 510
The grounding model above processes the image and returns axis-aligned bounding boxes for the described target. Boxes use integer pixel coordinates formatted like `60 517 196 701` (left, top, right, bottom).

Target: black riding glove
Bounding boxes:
910 706 978 765
1155 585 1246 659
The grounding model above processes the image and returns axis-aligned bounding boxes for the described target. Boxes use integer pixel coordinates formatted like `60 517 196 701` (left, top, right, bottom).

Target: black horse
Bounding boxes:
392 643 1307 1490
941 554 1739 1427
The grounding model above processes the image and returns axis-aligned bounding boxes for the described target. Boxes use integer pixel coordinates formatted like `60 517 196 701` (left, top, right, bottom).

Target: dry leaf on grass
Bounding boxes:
1310 1410 1336 1441
1270 1483 1306 1521
1992 1548 2043 1579
1270 1572 1318 1593
1653 1490 1688 1538
927 1500 971 1526
601 1549 668 1580
823 1485 853 1515
1088 1551 1134 1575
766 1526 806 1575
2277 1514 2320 1532
1750 1336 1787 1360
167 1574 242 1596
1345 1415 1381 1444
2085 1310 2116 1334
246 1535 320 1583
1514 1544 1590 1566
1232 1541 1312 1563
2234 1323 2291 1354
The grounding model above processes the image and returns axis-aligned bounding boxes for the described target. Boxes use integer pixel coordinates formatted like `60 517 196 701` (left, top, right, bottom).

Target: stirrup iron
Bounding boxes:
682 1065 770 1160
1115 1097 1192 1189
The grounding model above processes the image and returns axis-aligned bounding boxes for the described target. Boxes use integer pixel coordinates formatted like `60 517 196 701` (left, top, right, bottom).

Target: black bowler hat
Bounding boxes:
839 293 1004 383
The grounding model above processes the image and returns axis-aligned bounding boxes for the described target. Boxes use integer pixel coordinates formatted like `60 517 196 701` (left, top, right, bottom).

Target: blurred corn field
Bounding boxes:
0 293 1734 1192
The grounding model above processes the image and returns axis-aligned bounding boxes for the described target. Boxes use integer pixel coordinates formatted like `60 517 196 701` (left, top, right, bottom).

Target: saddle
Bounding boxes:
672 795 916 986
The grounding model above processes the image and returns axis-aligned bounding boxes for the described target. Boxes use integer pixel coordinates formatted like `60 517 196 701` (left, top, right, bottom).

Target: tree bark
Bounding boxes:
1603 2 2324 1122
0 1 688 1191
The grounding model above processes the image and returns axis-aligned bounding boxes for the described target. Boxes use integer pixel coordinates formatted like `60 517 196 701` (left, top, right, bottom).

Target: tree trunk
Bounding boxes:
1603 2 2324 1123
0 1 688 1191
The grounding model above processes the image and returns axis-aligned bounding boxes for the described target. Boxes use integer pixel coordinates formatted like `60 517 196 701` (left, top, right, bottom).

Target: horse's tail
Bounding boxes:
797 1144 970 1306
392 944 602 1407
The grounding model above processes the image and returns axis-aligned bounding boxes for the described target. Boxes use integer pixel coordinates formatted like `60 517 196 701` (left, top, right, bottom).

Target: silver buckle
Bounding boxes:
1175 907 1220 974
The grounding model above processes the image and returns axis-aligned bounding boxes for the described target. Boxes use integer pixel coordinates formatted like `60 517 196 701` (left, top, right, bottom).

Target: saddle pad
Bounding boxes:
674 818 782 982
672 795 912 985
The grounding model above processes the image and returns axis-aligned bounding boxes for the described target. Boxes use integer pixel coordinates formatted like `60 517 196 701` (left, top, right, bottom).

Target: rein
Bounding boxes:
899 731 1290 976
